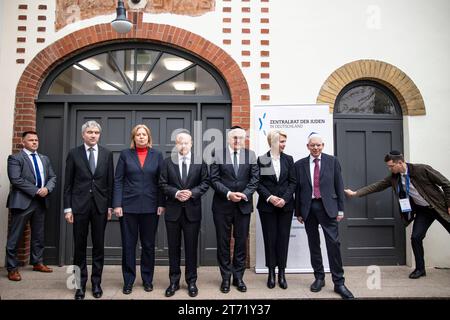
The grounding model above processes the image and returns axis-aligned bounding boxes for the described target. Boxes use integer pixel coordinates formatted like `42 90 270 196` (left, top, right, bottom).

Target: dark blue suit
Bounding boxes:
294 153 346 285
113 147 164 287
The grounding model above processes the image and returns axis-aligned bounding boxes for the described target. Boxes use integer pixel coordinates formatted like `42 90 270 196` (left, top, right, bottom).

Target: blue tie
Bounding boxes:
31 153 42 188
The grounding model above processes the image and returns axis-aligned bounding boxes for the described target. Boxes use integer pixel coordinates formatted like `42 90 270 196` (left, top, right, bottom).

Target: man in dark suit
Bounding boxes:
159 132 209 297
64 121 114 300
210 126 259 293
6 131 56 281
345 150 450 279
294 133 354 299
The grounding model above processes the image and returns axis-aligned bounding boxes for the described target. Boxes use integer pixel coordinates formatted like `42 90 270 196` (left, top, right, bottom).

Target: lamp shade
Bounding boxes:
111 0 132 34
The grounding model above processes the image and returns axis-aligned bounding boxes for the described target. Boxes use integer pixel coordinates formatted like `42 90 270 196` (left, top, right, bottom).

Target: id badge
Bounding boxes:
399 198 412 212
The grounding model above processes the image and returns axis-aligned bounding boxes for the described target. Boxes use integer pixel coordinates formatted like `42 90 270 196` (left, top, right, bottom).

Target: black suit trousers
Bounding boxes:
213 205 250 281
259 208 293 269
6 198 46 271
304 199 345 285
411 204 450 271
73 197 107 287
165 208 200 284
120 212 159 286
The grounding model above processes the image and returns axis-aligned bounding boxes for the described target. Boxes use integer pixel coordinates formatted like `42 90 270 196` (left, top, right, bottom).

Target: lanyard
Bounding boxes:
397 165 410 196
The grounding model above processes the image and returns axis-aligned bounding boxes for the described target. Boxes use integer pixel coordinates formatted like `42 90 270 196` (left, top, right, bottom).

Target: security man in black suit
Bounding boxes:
64 120 114 300
210 126 259 293
159 131 209 297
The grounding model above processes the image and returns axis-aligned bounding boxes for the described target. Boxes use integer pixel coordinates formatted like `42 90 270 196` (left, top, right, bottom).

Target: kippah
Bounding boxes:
389 150 402 156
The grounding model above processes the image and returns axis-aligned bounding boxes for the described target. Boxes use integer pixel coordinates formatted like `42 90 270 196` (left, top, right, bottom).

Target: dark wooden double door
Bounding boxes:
37 103 230 266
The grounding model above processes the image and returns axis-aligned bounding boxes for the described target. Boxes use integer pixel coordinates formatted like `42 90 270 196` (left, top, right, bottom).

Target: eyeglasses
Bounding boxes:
308 144 323 148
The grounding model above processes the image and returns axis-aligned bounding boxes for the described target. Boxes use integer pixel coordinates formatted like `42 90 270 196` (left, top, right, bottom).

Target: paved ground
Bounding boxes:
1 265 449 300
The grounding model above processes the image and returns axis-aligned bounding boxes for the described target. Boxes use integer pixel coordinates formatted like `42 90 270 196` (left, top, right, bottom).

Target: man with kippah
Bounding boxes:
345 151 450 279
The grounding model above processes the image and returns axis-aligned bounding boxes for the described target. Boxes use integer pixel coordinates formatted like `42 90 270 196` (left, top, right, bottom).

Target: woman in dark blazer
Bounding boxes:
113 124 165 294
257 130 296 289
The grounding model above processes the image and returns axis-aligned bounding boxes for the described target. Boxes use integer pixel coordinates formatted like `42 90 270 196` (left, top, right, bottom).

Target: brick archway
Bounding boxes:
13 21 249 151
317 59 425 116
12 21 249 265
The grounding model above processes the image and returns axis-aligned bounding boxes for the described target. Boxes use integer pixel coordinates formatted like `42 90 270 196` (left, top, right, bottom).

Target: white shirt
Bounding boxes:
266 154 281 203
309 155 321 199
271 154 281 181
226 146 246 201
401 168 429 207
309 154 344 217
24 148 45 188
84 143 98 168
178 152 191 178
64 143 101 214
228 146 241 166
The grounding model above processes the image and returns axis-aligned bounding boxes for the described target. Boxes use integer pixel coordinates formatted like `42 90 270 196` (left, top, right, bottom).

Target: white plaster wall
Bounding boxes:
269 0 450 267
0 0 21 266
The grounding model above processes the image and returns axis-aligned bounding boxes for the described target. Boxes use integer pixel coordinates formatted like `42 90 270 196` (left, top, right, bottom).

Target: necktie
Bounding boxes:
181 156 187 184
233 151 239 176
313 158 321 199
88 147 96 174
31 153 42 188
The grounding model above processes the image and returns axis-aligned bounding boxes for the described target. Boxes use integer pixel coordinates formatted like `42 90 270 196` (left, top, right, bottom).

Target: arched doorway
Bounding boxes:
334 80 406 266
36 42 231 266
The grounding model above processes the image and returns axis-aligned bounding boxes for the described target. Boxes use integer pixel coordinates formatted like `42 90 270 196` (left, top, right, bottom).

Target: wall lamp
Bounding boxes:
111 0 133 34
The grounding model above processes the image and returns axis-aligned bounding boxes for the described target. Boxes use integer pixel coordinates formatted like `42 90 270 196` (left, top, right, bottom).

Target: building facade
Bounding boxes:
0 0 449 268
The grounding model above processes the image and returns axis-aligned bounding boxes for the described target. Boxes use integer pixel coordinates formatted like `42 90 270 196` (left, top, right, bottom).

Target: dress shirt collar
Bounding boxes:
84 143 97 152
23 148 37 156
309 154 321 163
178 152 191 162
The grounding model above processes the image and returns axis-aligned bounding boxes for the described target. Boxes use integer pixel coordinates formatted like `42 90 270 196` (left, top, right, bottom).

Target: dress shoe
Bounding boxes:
310 279 325 292
92 284 103 299
74 288 86 300
33 264 53 273
143 283 153 292
165 283 180 297
122 284 133 295
7 270 21 281
267 268 276 289
220 279 230 293
278 268 288 289
188 282 198 297
409 269 426 279
334 284 355 300
232 279 247 292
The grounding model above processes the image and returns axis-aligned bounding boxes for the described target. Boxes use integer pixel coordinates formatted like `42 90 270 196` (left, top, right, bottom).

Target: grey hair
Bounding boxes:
81 120 102 135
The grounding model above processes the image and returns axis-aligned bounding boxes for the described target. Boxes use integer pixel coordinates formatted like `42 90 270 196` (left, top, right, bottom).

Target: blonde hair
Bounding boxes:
130 124 152 148
267 130 287 147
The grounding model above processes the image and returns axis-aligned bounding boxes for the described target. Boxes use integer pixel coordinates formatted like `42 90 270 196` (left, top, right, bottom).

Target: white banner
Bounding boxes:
253 104 333 273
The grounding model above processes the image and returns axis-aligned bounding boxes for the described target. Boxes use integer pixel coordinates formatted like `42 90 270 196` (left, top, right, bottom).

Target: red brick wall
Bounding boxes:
13 14 250 265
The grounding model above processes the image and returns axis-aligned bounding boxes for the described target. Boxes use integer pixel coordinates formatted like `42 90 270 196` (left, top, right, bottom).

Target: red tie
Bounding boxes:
313 158 321 198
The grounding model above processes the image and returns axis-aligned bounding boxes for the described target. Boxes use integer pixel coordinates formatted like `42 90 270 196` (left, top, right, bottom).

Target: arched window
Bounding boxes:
45 46 225 97
335 81 402 117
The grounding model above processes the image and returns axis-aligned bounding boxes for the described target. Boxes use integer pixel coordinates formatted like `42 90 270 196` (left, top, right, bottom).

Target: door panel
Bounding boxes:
36 104 65 265
336 119 405 265
200 104 231 265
